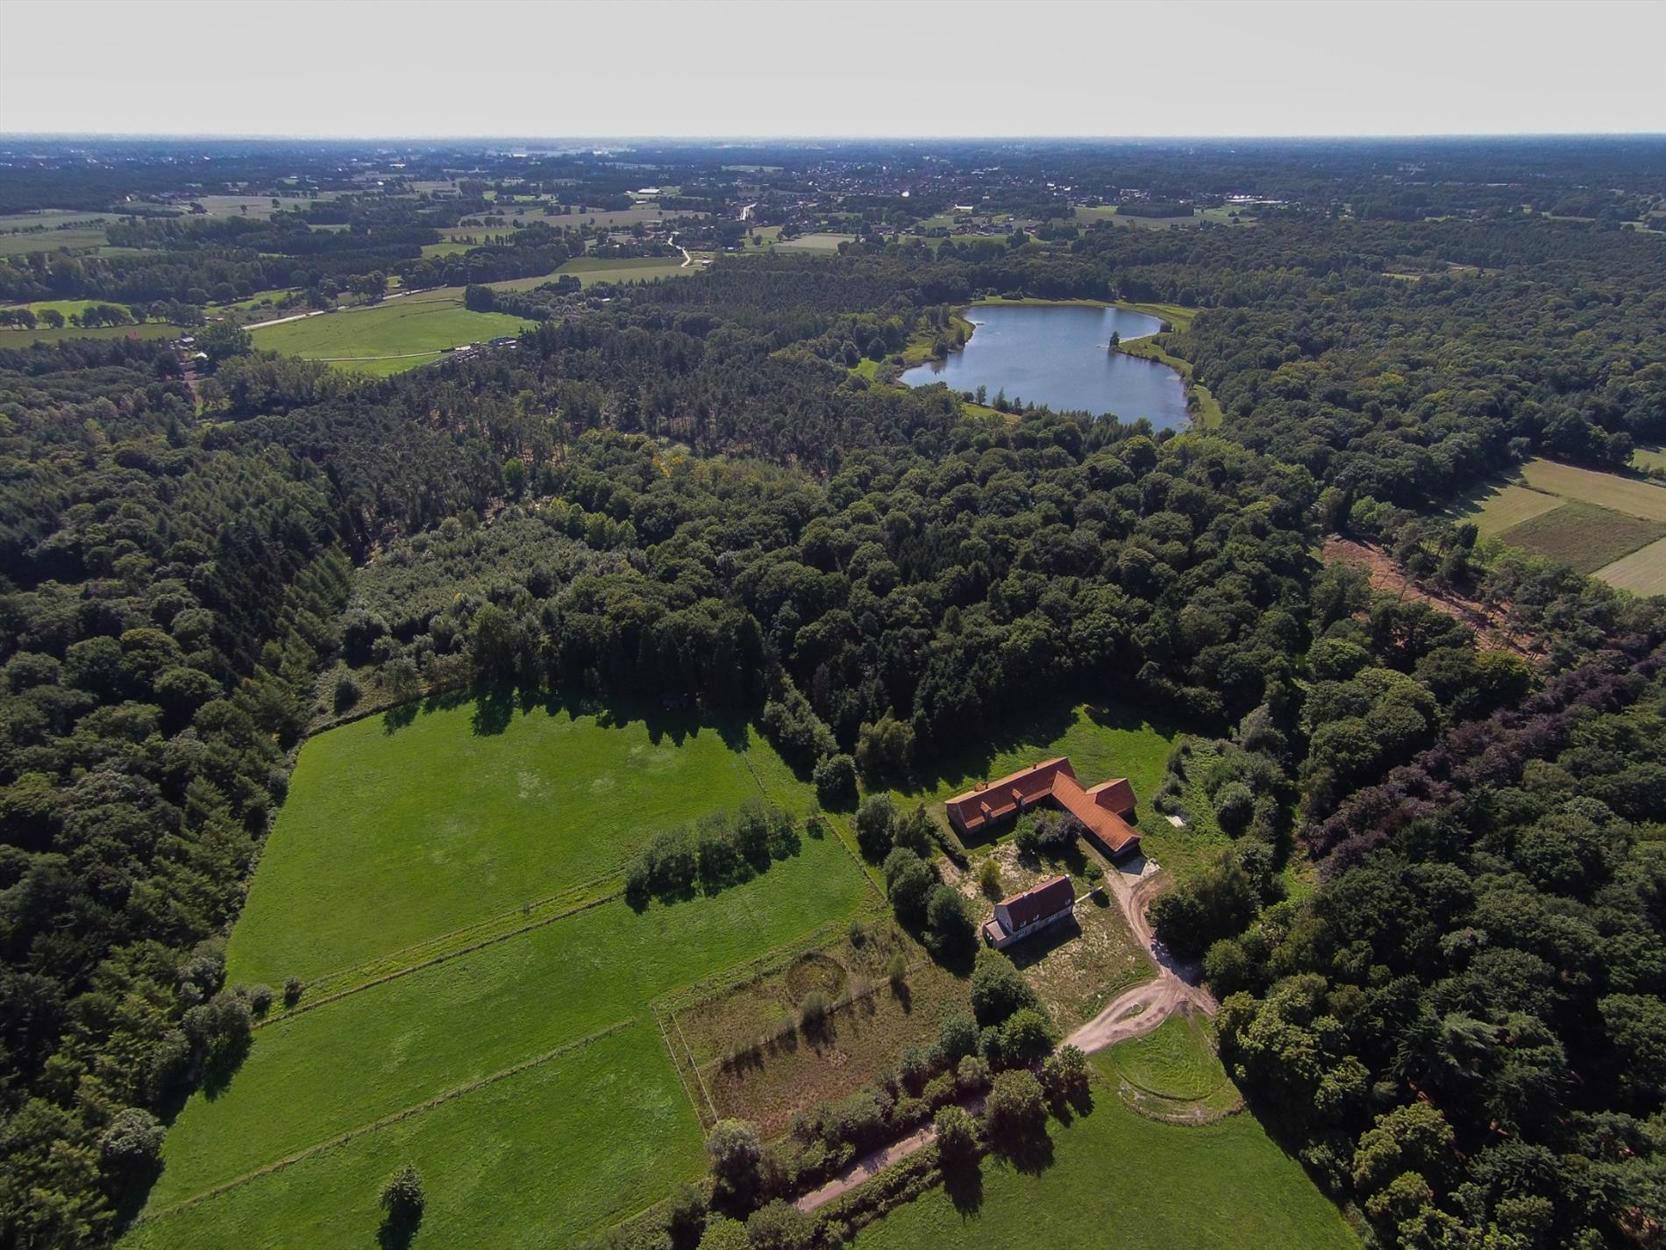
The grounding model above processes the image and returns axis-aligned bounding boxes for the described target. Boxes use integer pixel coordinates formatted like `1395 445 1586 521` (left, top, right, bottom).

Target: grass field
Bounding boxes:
124 1023 703 1250
1495 501 1666 574
776 232 856 251
0 225 110 255
1109 1012 1225 1102
229 698 813 984
127 696 877 1248
250 288 530 374
1455 457 1666 592
1634 445 1666 473
851 1048 1355 1250
1596 537 1666 597
0 321 181 347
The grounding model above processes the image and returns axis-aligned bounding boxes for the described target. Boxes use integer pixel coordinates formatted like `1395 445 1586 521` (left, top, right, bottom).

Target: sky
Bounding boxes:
2 0 1663 139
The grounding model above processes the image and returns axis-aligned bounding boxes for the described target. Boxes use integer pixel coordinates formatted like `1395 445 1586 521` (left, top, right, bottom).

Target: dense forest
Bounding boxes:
1 139 1664 1249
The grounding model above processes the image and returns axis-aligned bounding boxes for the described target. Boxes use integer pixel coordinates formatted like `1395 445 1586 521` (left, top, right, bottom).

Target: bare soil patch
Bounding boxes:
1320 536 1539 658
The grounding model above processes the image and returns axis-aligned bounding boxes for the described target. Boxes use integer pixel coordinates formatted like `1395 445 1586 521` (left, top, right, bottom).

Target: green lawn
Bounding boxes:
552 256 694 288
853 1059 1356 1250
128 695 878 1248
250 288 530 373
1110 1012 1223 1101
229 698 813 985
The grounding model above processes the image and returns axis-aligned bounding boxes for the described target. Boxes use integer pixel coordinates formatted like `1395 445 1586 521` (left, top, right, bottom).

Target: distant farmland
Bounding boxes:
250 288 531 374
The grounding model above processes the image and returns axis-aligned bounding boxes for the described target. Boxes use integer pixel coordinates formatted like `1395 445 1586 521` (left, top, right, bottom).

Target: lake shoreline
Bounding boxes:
902 300 1192 429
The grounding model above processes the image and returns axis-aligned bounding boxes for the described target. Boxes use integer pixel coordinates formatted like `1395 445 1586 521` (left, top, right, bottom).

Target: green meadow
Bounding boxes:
250 288 530 373
851 1047 1357 1250
128 697 876 1248
229 699 816 984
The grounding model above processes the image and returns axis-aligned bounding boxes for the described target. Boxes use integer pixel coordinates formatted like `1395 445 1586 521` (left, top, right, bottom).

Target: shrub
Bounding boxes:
380 1164 425 1225
933 1105 979 1163
970 950 1034 1025
1215 781 1254 836
745 1198 816 1250
706 1119 764 1212
696 1216 750 1250
282 976 303 1007
1041 1044 1089 1097
99 1107 165 1176
886 952 908 987
333 672 361 713
244 983 274 1016
937 1011 978 1063
956 1054 992 1093
985 1069 1047 1145
891 805 934 857
925 884 974 955
854 795 896 861
978 857 1003 899
800 991 831 1028
998 1007 1055 1064
883 848 934 922
812 754 858 809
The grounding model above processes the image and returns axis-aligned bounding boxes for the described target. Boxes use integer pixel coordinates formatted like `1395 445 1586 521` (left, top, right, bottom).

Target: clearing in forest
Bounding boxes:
250 287 532 374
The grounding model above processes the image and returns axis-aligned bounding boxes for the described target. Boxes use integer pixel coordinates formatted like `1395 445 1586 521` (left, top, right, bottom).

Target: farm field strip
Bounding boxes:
1494 500 1666 575
1519 457 1666 521
1596 535 1666 596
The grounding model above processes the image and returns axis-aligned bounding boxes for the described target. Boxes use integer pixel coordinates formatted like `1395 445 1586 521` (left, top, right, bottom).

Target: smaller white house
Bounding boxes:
982 875 1076 950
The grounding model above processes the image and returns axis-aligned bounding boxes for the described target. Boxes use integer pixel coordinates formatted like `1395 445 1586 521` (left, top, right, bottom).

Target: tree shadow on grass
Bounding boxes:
943 1156 985 1215
378 1207 422 1250
993 1122 1055 1176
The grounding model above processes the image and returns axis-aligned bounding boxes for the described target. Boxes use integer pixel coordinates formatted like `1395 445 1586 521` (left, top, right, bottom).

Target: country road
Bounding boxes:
797 855 1215 1213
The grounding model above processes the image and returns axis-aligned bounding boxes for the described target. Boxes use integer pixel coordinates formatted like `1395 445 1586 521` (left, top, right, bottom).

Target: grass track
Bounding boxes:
1594 536 1666 597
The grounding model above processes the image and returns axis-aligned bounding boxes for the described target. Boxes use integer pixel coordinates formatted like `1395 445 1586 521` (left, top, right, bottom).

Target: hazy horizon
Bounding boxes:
3 0 1663 141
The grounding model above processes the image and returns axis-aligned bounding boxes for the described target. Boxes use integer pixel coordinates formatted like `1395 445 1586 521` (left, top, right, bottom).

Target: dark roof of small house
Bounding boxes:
998 874 1075 930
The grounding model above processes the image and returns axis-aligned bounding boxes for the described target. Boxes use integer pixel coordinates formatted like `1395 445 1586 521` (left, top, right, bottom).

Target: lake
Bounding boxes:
900 303 1191 429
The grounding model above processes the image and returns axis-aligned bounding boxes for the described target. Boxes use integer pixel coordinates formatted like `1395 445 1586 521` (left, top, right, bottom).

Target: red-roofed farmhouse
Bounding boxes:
945 756 1141 860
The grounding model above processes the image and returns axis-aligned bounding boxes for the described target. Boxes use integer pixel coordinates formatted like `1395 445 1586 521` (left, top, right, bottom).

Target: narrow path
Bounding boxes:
796 856 1214 1213
796 1095 986 1212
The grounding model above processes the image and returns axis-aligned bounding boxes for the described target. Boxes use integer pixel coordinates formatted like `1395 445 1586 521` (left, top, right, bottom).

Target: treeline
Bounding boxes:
1150 514 1666 1249
0 341 351 1248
